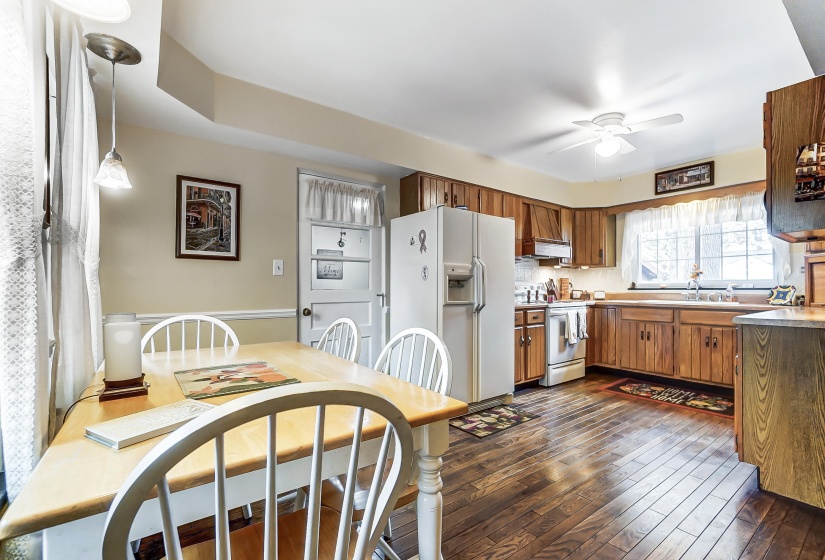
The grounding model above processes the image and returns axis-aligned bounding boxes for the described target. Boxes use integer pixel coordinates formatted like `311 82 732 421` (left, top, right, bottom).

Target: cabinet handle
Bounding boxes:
713 337 718 348
647 331 651 341
705 336 710 347
640 330 644 340
532 314 539 320
599 248 604 260
453 194 458 205
520 336 524 347
444 191 449 203
527 335 532 346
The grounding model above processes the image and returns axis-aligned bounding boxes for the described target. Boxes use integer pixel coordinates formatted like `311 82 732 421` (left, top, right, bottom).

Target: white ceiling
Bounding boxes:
92 0 813 183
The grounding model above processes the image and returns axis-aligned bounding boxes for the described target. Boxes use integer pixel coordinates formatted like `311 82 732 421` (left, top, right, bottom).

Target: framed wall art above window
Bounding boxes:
655 161 714 196
175 175 241 261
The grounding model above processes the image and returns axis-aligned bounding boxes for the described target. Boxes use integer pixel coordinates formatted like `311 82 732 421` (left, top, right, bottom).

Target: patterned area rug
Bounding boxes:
602 378 734 418
449 405 540 438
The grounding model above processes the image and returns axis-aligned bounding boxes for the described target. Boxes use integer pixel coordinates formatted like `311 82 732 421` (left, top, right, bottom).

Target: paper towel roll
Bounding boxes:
103 314 142 382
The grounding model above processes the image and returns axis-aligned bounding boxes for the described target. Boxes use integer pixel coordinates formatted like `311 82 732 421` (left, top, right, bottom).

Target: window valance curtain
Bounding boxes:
305 178 383 227
621 192 791 283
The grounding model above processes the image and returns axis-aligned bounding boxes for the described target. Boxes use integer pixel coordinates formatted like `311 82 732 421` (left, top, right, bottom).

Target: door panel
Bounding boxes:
700 326 713 382
602 308 617 366
480 189 503 217
653 324 674 376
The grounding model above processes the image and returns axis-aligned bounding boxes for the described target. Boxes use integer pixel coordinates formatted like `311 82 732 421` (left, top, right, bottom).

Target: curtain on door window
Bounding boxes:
621 192 791 284
305 178 383 226
0 0 51 505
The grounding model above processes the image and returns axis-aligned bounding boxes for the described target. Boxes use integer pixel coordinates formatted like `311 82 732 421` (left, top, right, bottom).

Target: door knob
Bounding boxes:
302 308 311 317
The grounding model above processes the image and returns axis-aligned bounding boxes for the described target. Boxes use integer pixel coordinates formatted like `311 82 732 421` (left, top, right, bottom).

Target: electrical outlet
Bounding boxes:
272 259 284 276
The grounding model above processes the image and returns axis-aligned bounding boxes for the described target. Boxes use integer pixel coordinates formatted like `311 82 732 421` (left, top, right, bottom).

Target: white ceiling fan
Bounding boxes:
549 112 684 157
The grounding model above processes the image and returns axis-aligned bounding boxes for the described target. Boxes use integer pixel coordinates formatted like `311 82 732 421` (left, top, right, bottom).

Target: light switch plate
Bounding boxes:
272 259 284 276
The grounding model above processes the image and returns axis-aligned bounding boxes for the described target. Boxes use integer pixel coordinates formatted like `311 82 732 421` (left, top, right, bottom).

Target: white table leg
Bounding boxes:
415 420 449 560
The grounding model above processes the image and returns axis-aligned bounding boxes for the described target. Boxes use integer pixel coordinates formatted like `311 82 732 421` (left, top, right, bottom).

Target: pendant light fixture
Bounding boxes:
86 33 141 189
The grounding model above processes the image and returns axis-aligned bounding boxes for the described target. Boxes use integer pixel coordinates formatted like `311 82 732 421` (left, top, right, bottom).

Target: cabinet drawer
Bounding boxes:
620 307 674 323
514 312 525 326
526 310 545 324
679 310 743 327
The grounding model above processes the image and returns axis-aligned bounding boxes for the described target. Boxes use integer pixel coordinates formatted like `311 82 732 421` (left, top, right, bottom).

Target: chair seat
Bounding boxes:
168 507 356 560
317 464 419 521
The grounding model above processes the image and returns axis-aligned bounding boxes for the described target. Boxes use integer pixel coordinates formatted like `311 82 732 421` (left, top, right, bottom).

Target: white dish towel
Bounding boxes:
566 311 579 344
577 310 589 339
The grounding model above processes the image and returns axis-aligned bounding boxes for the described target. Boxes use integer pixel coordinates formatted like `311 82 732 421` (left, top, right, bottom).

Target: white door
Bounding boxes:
298 171 385 367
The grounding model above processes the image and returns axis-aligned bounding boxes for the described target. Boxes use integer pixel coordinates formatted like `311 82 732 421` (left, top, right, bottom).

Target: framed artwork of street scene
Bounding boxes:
175 175 241 260
654 161 714 195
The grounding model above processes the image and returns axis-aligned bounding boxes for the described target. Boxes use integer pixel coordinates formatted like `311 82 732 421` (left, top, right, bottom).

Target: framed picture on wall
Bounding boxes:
175 175 241 260
654 161 714 195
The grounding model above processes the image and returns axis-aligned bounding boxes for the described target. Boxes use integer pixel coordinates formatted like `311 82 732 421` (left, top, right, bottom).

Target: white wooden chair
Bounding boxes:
316 318 361 363
318 328 452 560
141 314 240 353
101 382 415 560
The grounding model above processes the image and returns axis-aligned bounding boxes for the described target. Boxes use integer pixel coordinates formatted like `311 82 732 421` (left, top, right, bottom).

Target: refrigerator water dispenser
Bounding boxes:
444 264 475 304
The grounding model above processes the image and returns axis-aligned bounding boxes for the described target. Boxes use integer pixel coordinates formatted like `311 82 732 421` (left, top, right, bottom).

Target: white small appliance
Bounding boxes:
541 302 587 387
390 206 515 408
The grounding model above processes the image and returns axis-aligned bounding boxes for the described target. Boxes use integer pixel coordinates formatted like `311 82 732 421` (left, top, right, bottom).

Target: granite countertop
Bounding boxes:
732 307 825 328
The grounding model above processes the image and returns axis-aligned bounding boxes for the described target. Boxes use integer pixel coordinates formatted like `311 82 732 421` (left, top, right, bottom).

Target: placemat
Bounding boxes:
175 361 299 399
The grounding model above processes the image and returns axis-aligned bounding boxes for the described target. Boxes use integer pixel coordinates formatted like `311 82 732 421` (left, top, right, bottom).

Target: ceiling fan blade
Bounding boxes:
617 136 637 154
547 136 598 155
572 120 605 132
625 113 684 134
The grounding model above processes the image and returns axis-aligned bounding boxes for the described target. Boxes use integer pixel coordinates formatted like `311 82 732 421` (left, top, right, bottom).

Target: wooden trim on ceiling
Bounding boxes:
607 180 766 215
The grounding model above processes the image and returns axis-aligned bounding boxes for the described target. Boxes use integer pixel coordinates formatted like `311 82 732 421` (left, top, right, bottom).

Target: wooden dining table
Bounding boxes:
0 342 468 560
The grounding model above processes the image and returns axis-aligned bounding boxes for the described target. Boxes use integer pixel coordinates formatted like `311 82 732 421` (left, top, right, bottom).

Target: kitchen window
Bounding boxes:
622 192 791 289
637 219 775 287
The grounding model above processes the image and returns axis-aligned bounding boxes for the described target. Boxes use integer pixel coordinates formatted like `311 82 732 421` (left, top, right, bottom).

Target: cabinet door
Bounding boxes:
651 323 675 376
560 207 574 265
524 324 546 381
678 325 703 381
585 307 596 366
420 176 449 210
453 183 480 212
573 209 607 266
619 319 645 370
601 308 617 366
711 327 737 385
480 189 503 217
514 327 525 383
502 195 523 255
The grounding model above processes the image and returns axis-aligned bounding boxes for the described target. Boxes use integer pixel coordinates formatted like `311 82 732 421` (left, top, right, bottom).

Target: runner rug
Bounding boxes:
449 405 540 438
601 378 734 418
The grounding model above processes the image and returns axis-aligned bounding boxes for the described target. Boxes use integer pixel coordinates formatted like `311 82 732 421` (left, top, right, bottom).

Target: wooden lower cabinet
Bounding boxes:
618 320 674 376
586 307 617 367
678 326 737 385
514 327 525 383
514 310 546 384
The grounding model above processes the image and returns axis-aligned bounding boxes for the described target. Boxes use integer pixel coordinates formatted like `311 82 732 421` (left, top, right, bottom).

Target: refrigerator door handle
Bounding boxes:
476 257 487 313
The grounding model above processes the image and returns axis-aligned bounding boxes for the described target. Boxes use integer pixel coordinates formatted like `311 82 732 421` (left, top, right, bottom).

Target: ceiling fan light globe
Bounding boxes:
595 138 621 158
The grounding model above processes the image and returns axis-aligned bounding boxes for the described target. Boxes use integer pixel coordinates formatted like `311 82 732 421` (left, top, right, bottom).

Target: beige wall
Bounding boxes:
99 123 399 342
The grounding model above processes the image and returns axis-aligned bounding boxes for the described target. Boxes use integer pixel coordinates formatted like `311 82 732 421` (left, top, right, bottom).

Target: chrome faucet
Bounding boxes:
686 278 700 301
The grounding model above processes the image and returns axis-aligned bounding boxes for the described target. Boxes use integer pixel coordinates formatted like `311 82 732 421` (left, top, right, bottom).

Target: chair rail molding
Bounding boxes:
105 309 298 325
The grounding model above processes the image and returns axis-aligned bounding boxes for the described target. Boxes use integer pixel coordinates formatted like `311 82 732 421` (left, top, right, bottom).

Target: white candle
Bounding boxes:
103 314 142 382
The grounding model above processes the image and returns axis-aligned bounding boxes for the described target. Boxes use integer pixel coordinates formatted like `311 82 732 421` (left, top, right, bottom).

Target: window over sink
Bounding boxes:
638 219 775 287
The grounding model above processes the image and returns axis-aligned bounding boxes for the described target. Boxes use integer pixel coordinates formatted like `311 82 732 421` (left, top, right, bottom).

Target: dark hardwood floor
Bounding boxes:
137 373 825 560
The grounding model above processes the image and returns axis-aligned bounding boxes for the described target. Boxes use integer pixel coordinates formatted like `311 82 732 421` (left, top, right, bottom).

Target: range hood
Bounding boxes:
521 204 572 259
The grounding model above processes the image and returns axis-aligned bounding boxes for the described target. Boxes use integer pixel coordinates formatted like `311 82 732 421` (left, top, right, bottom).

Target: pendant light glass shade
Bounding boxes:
595 137 621 158
94 150 133 189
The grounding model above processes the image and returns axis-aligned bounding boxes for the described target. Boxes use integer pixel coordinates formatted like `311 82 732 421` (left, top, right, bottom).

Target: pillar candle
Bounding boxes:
103 313 142 382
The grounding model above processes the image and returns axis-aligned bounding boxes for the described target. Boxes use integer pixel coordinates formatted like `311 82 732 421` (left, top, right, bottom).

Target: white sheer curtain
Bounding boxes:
622 192 791 284
305 178 383 226
0 0 51 502
50 9 103 421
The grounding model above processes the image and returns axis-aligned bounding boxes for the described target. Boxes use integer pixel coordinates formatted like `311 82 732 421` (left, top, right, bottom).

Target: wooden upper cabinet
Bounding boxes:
480 189 504 217
453 183 480 212
572 208 616 267
764 75 825 242
560 207 574 265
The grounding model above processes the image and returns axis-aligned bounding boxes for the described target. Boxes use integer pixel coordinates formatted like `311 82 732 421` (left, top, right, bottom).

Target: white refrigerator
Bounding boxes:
390 206 515 405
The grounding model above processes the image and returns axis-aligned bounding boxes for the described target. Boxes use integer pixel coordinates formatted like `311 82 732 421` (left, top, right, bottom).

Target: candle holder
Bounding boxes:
100 375 149 402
